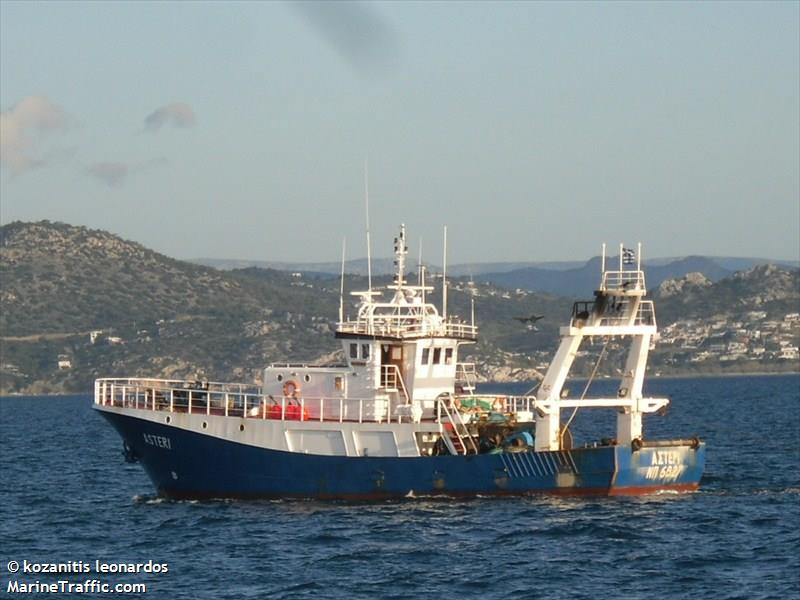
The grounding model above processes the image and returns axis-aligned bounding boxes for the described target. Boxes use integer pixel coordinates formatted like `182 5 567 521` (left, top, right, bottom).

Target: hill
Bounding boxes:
193 254 799 284
479 255 734 297
0 221 565 393
1 221 797 394
0 222 345 393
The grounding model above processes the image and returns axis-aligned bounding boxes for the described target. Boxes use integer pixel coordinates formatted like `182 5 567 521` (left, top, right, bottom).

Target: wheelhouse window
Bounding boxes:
362 344 370 359
421 348 430 364
445 348 453 364
433 348 442 364
350 343 358 359
334 376 344 391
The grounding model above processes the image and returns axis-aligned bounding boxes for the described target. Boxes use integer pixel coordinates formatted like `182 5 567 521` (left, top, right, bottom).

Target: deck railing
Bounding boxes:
570 299 656 329
96 378 401 423
600 269 646 292
337 319 477 340
455 362 478 392
94 378 538 424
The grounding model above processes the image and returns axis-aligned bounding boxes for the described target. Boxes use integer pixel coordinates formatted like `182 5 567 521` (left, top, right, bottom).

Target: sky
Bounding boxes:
1 1 798 265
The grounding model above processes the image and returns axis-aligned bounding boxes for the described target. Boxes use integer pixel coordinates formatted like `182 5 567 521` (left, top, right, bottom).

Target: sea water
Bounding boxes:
1 375 798 599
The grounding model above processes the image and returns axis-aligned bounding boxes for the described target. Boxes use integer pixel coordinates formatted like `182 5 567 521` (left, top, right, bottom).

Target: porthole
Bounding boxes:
165 416 171 424
239 424 245 432
202 421 208 429
304 374 311 383
277 374 284 382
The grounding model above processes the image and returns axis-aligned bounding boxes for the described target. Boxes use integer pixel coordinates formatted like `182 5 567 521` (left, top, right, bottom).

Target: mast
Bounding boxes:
339 224 476 343
442 226 448 320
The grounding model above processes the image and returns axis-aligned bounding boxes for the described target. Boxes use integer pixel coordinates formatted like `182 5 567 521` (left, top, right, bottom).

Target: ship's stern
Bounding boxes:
610 440 705 495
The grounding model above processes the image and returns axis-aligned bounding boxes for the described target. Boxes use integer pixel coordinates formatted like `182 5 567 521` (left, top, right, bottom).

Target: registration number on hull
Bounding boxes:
643 450 685 482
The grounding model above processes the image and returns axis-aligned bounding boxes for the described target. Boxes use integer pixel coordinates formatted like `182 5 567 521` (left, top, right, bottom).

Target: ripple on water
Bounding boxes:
2 378 799 598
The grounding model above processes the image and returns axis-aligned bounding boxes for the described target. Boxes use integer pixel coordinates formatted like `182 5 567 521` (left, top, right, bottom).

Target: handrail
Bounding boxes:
94 377 663 434
380 364 411 404
569 299 656 329
455 362 477 392
337 320 477 339
438 394 478 455
601 270 646 291
95 378 545 425
96 378 407 424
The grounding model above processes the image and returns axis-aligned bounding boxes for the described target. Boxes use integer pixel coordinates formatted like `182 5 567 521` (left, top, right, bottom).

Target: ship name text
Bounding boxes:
143 433 172 449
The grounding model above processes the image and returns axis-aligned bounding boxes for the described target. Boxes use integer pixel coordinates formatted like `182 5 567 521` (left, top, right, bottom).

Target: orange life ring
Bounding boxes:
283 379 300 398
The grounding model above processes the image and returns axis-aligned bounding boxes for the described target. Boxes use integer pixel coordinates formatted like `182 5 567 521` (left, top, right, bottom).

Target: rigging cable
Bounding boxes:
559 336 611 447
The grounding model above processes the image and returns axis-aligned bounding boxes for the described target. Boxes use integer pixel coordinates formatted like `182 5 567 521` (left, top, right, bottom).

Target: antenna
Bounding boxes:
442 225 448 320
365 160 372 295
339 238 346 323
418 238 423 287
393 224 407 288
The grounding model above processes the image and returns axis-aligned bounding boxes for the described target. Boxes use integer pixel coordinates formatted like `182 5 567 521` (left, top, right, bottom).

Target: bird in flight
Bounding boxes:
513 314 544 324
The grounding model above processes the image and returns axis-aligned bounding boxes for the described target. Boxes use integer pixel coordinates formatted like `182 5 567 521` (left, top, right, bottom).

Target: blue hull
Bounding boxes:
99 410 705 499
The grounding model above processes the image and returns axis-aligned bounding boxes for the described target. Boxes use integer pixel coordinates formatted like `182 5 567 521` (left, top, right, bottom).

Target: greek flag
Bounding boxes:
622 247 636 265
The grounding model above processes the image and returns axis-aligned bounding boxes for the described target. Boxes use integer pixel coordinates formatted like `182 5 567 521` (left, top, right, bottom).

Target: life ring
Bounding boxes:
283 379 300 398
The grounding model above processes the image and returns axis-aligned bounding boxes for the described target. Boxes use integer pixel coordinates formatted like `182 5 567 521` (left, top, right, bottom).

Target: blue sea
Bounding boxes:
1 375 798 599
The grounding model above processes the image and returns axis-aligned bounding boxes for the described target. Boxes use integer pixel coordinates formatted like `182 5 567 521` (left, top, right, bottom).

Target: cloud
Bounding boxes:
290 1 398 76
0 96 68 175
84 157 168 188
144 102 196 132
85 162 128 187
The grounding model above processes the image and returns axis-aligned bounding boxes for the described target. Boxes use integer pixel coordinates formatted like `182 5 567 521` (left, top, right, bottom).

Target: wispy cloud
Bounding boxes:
85 157 168 188
290 1 398 76
144 102 196 132
85 162 128 187
0 96 68 175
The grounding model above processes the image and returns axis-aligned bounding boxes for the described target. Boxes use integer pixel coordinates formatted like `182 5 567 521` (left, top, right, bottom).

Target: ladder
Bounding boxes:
439 394 479 455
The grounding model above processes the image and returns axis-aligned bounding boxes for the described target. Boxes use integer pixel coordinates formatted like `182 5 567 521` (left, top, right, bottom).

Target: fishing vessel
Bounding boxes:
94 226 705 499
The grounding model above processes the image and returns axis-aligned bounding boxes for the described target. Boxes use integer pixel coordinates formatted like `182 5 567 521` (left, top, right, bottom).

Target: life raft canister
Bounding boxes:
285 404 310 421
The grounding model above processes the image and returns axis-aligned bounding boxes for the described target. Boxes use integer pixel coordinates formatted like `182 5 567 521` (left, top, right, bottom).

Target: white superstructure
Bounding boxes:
96 229 669 459
262 224 477 423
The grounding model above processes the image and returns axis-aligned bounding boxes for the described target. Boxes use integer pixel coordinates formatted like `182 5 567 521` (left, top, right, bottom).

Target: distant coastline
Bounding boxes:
2 369 797 398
